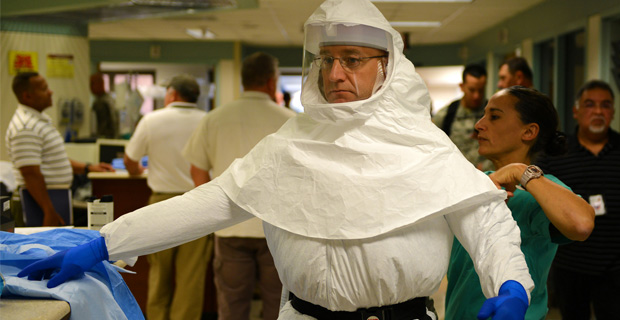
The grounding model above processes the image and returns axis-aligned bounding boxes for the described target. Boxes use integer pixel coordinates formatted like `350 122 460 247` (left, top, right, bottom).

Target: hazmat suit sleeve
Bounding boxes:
100 180 254 264
445 198 534 301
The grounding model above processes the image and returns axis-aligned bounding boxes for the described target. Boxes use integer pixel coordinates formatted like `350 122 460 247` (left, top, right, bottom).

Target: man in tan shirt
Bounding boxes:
183 52 295 320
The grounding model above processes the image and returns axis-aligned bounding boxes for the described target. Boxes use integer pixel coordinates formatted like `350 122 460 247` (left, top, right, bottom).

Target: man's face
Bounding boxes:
573 88 615 134
25 76 53 111
90 75 105 96
497 64 516 90
460 74 486 109
320 45 385 103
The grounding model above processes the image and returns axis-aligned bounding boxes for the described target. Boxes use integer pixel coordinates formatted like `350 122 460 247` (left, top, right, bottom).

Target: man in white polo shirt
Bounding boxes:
123 74 209 320
6 72 114 227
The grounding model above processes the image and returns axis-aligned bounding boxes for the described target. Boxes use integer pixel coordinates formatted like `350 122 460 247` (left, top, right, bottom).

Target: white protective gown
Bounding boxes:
101 0 534 317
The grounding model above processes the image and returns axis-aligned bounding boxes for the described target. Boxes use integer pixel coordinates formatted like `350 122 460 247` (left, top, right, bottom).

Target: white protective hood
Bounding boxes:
217 0 505 240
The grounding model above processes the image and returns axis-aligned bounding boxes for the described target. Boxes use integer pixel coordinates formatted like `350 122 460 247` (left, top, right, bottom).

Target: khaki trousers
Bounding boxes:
146 192 214 320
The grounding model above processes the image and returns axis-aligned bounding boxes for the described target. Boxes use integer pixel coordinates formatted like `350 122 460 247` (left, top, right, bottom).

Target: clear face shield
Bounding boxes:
302 23 392 104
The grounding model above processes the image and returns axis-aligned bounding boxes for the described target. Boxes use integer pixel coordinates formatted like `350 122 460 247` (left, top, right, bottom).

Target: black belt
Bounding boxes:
289 293 430 320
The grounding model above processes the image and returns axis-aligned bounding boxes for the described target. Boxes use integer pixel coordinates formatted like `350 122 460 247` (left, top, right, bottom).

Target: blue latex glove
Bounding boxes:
477 280 528 320
17 237 109 288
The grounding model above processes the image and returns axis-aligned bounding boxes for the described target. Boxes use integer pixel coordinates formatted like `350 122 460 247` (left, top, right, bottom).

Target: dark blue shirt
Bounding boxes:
537 129 620 275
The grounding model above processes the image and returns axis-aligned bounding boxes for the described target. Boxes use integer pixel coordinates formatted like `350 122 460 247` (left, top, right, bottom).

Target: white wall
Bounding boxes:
416 66 464 115
100 62 210 86
216 59 237 107
99 61 212 111
1 31 90 161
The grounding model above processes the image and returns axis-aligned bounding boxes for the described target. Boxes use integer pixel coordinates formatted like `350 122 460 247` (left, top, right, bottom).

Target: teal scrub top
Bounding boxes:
445 173 570 320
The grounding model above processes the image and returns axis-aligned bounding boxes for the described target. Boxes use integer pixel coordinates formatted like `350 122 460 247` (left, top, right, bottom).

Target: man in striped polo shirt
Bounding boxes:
7 72 114 227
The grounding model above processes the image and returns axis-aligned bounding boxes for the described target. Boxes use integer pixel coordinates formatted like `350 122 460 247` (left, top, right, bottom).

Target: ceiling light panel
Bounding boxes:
372 0 472 2
390 21 441 27
131 0 235 8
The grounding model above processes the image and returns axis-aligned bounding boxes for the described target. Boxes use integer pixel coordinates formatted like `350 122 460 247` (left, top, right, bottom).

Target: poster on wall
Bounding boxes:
47 54 74 78
8 51 38 75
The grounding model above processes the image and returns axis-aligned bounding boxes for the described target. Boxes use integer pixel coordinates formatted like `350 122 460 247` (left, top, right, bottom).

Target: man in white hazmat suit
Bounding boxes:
18 1 534 319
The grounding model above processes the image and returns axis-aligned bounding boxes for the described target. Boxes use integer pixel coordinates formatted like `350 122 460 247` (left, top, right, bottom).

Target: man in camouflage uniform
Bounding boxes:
433 64 492 171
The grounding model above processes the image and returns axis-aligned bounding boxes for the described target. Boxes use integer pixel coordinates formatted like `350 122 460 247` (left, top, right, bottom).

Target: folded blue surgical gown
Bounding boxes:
0 229 144 320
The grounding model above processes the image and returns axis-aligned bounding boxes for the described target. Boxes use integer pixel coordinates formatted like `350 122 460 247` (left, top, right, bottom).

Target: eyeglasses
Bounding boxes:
313 55 388 72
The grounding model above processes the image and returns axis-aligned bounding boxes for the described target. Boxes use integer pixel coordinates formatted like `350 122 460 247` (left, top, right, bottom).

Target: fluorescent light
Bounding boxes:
186 28 216 39
390 21 441 27
373 0 472 2
186 28 202 38
203 29 216 39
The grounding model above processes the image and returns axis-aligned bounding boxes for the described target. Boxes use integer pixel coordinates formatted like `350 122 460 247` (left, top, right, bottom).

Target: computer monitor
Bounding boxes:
96 139 127 164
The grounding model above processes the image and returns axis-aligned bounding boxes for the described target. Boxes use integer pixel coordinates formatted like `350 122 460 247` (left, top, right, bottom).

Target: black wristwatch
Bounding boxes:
520 165 543 190
84 163 91 175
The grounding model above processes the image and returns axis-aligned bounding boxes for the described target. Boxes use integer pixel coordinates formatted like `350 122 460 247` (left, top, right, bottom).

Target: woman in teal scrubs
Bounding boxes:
445 86 595 320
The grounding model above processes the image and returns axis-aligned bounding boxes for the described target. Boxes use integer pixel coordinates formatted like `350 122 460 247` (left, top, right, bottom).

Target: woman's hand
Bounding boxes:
490 163 594 241
488 163 528 199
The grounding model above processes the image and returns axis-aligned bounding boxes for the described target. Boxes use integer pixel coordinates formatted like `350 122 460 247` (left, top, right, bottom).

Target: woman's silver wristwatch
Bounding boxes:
520 165 544 190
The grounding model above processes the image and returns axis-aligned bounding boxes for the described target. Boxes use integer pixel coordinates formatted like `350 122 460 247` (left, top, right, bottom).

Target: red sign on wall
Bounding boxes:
9 51 38 75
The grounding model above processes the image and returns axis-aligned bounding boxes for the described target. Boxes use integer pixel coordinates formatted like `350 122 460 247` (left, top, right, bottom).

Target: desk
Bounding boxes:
87 172 217 315
0 297 70 320
88 171 151 221
89 171 151 312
